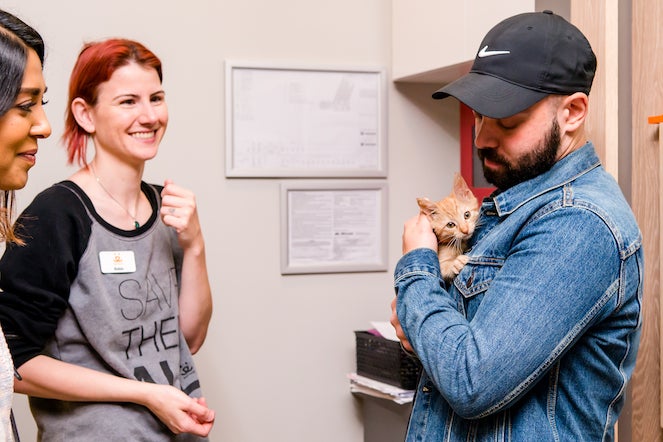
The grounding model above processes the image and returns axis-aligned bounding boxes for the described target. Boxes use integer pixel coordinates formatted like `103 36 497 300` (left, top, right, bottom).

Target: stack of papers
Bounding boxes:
348 372 414 404
369 321 399 341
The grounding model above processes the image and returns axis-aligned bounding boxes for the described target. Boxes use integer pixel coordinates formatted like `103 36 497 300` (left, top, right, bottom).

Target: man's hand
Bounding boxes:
390 297 414 353
402 212 437 254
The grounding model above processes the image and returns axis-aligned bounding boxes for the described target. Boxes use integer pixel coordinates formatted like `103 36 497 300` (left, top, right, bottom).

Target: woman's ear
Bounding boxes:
559 92 588 133
71 97 95 134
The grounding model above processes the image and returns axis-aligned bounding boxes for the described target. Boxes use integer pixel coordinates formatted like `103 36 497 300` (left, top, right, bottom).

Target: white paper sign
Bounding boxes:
226 62 386 177
281 181 387 274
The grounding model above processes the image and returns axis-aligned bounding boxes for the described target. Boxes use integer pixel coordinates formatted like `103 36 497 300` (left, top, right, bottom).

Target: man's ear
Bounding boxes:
71 97 95 134
559 92 588 133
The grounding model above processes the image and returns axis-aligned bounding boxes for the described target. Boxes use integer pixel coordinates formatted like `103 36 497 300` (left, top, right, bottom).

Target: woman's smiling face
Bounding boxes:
85 61 168 165
0 48 50 190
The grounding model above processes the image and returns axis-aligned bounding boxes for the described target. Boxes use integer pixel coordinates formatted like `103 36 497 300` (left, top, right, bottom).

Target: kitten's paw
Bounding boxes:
451 254 469 274
440 254 468 281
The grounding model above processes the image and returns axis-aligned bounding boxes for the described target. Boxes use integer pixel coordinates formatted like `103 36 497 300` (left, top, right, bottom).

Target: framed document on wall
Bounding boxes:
225 61 387 178
280 180 388 275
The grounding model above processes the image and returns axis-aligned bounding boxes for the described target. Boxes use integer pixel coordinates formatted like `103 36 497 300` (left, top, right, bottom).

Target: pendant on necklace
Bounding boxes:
134 221 140 229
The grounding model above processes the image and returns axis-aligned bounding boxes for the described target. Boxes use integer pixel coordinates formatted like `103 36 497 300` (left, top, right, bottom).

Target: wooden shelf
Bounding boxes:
393 59 472 85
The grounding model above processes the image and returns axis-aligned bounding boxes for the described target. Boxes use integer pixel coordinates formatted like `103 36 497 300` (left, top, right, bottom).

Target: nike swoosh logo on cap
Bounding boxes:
477 46 511 58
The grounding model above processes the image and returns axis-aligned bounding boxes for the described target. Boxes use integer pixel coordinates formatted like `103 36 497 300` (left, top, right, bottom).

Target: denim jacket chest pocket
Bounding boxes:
454 257 504 321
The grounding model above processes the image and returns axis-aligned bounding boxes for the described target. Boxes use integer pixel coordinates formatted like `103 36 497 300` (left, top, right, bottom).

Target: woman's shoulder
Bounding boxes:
30 180 88 210
13 181 93 252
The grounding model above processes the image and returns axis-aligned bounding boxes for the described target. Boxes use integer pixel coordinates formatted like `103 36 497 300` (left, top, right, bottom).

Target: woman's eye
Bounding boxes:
15 101 36 112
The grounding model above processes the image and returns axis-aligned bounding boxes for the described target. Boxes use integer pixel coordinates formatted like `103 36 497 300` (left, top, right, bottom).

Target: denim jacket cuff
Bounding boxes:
394 248 441 283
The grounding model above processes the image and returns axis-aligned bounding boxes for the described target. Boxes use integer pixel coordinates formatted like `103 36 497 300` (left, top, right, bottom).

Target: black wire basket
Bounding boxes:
354 330 422 390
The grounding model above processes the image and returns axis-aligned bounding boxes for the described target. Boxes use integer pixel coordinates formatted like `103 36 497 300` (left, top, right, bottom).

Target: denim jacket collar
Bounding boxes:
490 142 601 216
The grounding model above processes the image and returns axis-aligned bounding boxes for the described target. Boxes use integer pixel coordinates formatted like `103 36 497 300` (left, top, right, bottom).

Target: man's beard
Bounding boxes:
477 118 561 191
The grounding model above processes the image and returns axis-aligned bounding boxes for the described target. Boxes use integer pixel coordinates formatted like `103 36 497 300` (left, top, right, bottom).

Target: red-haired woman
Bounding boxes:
0 38 214 441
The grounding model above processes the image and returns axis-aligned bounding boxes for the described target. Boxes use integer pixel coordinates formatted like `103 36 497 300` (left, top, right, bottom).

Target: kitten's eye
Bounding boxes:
464 211 471 219
446 222 456 228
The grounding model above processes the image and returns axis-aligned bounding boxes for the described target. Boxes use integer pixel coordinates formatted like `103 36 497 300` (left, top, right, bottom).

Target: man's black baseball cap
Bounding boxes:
432 10 596 119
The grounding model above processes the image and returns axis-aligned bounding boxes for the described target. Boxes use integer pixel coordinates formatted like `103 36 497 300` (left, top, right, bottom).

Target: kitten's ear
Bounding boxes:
453 173 474 200
417 197 436 216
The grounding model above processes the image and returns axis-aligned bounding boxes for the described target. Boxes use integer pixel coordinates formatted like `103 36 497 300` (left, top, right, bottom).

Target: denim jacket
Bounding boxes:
395 143 643 442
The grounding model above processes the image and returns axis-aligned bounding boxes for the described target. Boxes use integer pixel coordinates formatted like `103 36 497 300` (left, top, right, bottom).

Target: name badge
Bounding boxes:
99 251 136 274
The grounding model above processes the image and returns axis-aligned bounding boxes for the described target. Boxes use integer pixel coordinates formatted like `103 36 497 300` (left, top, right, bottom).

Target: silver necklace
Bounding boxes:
89 163 140 229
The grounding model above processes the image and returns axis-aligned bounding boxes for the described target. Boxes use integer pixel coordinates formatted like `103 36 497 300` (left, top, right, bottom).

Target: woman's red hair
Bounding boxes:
62 38 162 166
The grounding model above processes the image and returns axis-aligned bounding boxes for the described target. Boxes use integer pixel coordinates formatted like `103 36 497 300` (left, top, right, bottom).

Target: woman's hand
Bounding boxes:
160 179 203 251
143 383 215 436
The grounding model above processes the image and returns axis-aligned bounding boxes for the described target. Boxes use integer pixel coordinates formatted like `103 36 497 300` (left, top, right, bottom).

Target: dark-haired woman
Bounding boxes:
0 8 51 441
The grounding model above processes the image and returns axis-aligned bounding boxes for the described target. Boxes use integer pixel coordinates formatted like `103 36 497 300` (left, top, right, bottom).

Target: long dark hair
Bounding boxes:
0 10 45 244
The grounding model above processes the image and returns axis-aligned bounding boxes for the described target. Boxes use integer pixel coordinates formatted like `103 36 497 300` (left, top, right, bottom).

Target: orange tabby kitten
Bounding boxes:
417 173 479 281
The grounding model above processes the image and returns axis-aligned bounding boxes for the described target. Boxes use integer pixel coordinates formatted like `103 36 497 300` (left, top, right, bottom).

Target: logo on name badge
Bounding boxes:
99 251 136 274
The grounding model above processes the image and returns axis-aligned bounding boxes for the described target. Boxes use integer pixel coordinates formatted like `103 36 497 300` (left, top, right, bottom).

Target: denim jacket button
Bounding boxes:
422 386 430 393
